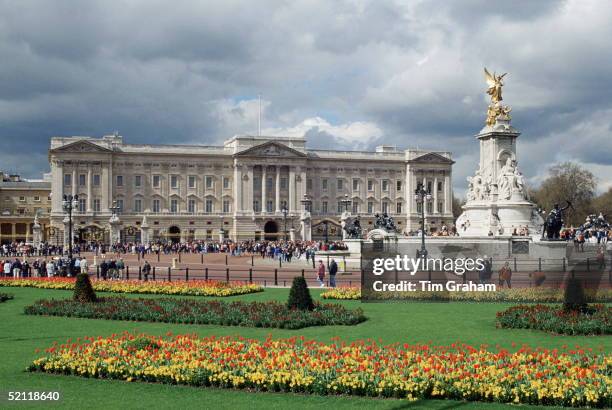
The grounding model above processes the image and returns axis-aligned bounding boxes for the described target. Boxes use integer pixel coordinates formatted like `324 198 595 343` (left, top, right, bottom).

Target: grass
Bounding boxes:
1 286 610 409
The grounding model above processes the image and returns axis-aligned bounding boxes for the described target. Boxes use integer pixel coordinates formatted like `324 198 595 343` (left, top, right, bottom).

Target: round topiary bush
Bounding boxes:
73 273 97 303
287 276 314 311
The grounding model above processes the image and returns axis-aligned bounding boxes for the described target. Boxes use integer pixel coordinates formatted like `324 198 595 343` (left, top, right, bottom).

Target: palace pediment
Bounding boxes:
50 140 114 154
234 141 306 158
408 152 454 164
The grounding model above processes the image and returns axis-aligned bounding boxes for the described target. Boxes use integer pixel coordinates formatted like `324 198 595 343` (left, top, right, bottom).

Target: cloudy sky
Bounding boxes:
1 0 611 196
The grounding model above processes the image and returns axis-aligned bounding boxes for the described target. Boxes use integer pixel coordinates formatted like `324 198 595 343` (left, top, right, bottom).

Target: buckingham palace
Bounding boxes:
47 133 454 243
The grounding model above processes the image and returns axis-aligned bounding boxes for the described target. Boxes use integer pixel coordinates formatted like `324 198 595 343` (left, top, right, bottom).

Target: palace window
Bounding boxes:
396 180 402 191
205 176 213 189
416 202 422 214
438 201 443 213
79 174 86 186
116 199 124 212
134 199 142 213
206 230 213 240
134 175 142 188
321 201 328 213
352 202 359 214
382 180 389 192
205 199 213 213
93 174 100 186
266 200 273 212
266 177 273 190
34 196 40 202
170 199 178 213
367 179 374 191
223 200 230 213
438 181 443 191
337 201 343 213
367 201 373 214
253 200 260 212
337 179 343 191
396 202 402 214
427 181 432 193
307 178 313 190
152 199 160 213
64 174 71 186
116 175 123 187
188 175 196 189
170 175 178 189
280 200 287 209
223 176 230 189
426 201 433 214
188 199 196 213
19 196 25 202
280 177 287 189
321 178 328 191
152 175 161 188
352 178 359 191
382 201 389 213
78 198 86 213
93 199 101 212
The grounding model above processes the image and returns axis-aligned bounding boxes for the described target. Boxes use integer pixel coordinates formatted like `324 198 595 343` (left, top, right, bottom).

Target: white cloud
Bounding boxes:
264 116 383 144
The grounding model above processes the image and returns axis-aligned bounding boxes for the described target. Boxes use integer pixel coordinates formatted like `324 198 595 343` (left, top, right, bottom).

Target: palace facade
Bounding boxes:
48 134 454 243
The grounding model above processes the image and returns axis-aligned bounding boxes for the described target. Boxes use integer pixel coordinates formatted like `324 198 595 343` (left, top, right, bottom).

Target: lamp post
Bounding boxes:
281 205 288 241
323 220 329 243
62 194 79 275
414 184 432 259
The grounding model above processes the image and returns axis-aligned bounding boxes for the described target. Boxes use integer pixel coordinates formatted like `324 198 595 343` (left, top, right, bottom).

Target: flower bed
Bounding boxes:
0 277 262 297
30 332 610 407
496 304 611 335
24 297 366 329
0 292 13 303
321 286 612 303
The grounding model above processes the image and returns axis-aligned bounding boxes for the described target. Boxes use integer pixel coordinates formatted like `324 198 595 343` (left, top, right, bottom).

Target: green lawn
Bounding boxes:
0 286 609 409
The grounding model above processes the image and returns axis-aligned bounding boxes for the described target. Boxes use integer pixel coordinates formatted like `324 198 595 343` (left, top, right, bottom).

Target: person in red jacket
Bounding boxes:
317 260 326 287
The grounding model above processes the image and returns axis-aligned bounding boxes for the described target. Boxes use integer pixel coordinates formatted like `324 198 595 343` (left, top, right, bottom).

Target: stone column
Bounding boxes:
101 163 110 213
233 163 243 214
433 176 438 214
422 175 427 216
261 166 267 213
300 168 307 198
86 164 93 212
445 172 452 214
275 166 281 212
51 160 64 214
289 166 296 212
246 166 254 212
71 168 77 197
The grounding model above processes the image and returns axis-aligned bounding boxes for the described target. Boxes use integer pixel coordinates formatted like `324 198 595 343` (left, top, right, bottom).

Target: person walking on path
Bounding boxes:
142 260 151 281
317 260 326 287
329 258 338 288
498 261 512 288
80 257 89 275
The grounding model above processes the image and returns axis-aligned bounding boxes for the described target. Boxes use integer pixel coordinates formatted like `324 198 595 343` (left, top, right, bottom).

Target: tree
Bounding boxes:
531 162 597 227
593 188 612 219
452 195 464 218
73 273 97 303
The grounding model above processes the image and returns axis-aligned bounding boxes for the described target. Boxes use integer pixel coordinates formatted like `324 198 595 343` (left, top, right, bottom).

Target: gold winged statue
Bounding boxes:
484 67 506 104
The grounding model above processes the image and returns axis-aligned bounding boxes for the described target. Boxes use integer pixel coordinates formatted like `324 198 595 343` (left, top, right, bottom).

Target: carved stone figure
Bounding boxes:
343 216 362 239
497 158 518 200
373 212 398 232
542 201 572 239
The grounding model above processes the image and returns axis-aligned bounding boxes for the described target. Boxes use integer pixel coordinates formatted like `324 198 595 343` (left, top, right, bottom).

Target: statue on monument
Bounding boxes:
542 201 573 240
484 68 512 126
497 158 518 200
343 216 362 239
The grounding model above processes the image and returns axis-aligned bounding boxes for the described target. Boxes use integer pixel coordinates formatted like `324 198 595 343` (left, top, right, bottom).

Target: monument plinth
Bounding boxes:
456 69 544 238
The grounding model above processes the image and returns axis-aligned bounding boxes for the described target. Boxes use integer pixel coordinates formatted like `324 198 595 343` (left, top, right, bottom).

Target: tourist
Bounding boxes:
12 258 22 278
46 259 55 277
100 259 109 280
3 259 11 277
116 258 125 280
142 260 151 281
530 271 546 287
329 258 338 288
498 261 512 288
317 260 326 287
80 257 89 275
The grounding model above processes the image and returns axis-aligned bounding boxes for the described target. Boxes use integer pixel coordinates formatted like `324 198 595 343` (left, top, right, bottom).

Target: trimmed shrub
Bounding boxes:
563 276 589 313
0 293 13 303
287 276 314 311
73 274 97 303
